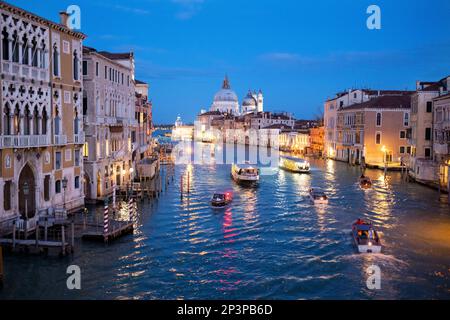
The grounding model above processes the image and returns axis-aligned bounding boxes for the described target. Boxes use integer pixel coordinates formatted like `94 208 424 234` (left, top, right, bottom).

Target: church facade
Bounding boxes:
209 76 264 116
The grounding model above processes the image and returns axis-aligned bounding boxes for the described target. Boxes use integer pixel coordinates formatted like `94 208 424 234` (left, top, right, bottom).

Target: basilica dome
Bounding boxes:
242 92 257 106
210 76 240 115
214 89 238 103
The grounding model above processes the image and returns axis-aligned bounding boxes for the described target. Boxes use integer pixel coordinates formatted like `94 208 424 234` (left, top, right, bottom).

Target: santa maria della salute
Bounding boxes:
209 75 264 115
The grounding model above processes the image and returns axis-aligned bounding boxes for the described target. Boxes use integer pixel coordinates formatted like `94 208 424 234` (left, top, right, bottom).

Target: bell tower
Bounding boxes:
257 89 264 112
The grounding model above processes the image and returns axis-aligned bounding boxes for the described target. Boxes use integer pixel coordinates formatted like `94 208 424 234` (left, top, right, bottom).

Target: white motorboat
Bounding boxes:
309 187 329 204
231 164 259 185
352 219 382 253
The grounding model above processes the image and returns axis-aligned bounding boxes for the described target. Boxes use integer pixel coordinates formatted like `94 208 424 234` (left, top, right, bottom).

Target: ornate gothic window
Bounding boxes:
24 105 31 135
31 38 38 67
33 106 39 135
73 50 79 80
3 103 11 135
22 35 29 65
53 44 59 76
2 28 9 60
14 104 20 135
42 108 48 135
12 31 19 63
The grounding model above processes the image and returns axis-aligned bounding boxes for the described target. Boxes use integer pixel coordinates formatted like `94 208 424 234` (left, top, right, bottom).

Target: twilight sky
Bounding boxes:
9 0 450 124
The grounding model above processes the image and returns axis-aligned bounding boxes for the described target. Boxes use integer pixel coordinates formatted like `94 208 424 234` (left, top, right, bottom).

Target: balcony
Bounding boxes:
1 61 48 82
0 135 50 148
74 133 85 144
54 135 67 145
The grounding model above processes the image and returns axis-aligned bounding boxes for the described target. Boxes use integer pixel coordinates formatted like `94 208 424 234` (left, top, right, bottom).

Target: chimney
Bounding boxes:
59 11 69 27
416 80 421 91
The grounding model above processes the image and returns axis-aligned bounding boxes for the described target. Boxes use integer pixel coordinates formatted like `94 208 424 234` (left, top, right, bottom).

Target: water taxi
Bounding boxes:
279 155 310 173
359 175 372 189
309 187 329 204
352 219 382 253
231 164 260 185
211 192 233 208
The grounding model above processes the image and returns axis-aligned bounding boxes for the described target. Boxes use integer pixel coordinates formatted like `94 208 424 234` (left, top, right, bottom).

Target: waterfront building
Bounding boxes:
82 46 137 202
0 2 86 224
433 91 450 193
336 94 412 167
308 126 325 156
172 116 194 141
279 129 310 154
324 89 413 160
408 77 449 184
134 79 153 162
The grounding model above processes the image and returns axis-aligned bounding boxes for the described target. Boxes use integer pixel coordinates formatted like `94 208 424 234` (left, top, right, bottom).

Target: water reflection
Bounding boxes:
2 144 450 300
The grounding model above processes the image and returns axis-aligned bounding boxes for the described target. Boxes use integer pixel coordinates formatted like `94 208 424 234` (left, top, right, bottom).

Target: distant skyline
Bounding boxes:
9 0 450 123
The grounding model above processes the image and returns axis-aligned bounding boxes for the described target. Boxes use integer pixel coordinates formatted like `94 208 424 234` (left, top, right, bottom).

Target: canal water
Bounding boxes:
1 143 450 300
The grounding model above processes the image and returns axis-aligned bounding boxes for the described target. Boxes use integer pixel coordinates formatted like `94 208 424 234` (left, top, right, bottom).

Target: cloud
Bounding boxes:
258 52 317 64
171 0 205 20
112 4 151 15
258 50 404 67
94 2 151 15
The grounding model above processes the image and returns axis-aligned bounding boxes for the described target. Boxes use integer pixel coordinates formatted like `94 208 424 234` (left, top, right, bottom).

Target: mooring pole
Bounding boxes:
61 225 66 256
12 221 16 250
187 171 190 194
0 246 4 286
180 175 183 199
35 221 39 248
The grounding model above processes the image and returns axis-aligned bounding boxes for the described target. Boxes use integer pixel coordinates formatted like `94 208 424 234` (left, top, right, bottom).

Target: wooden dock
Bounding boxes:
0 238 71 256
82 220 134 243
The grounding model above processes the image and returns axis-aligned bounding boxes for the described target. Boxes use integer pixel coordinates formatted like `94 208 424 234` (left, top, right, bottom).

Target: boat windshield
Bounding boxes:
243 168 258 176
213 194 225 201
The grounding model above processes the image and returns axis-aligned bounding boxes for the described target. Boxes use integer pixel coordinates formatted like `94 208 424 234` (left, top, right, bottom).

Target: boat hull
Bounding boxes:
356 244 382 254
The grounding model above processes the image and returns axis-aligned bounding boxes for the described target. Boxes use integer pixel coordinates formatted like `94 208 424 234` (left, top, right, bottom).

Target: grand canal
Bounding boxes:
1 143 450 300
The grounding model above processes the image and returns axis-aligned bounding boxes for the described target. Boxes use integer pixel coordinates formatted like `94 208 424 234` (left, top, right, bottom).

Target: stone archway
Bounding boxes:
18 164 36 219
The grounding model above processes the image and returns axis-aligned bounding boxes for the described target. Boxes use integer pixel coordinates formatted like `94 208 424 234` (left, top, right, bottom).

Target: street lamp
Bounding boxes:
23 182 29 220
62 177 68 211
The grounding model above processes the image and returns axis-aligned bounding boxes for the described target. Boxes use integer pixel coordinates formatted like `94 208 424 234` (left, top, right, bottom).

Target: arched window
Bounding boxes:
12 31 19 63
14 104 20 135
33 106 39 135
54 108 60 135
73 50 79 80
376 112 382 126
74 110 79 135
42 108 48 135
2 28 10 60
31 38 38 67
3 103 11 135
24 105 31 135
40 40 46 69
22 35 29 65
53 44 59 76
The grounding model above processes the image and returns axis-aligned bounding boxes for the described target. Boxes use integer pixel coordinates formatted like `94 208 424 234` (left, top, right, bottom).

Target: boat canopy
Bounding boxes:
281 156 308 163
355 224 372 231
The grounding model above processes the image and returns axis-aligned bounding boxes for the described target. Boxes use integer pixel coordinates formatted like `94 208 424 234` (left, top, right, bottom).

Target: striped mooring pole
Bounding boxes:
103 201 109 241
128 196 134 222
